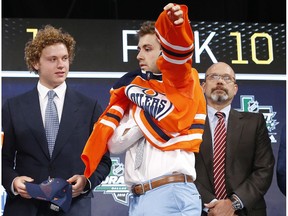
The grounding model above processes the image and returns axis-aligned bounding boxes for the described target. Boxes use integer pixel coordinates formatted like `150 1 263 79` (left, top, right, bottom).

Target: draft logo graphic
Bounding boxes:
94 157 130 206
236 95 279 143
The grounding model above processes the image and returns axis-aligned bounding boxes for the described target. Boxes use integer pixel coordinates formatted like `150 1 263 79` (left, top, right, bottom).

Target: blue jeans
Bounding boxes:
129 182 201 216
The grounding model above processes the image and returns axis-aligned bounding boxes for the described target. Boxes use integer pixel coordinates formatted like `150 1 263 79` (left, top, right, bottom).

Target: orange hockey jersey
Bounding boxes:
81 4 206 178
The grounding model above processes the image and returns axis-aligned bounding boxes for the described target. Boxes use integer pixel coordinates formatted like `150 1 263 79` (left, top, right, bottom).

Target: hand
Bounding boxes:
67 174 87 198
164 3 184 25
205 199 236 216
13 176 34 199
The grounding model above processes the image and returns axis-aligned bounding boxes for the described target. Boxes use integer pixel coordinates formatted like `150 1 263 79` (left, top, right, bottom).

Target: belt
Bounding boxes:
131 173 194 196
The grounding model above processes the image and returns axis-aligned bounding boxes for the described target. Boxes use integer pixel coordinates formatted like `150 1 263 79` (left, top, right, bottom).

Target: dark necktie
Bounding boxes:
45 90 59 157
213 111 227 199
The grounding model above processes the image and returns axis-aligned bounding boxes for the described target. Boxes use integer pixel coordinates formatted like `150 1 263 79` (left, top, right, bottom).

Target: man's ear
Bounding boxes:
201 81 206 87
33 62 39 71
233 83 238 96
201 81 206 93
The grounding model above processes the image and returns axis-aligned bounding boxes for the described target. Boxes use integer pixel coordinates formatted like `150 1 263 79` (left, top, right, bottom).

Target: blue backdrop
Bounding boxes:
1 18 286 215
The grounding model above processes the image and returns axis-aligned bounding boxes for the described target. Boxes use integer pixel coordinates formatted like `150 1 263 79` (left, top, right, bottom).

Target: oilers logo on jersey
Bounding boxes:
125 84 174 121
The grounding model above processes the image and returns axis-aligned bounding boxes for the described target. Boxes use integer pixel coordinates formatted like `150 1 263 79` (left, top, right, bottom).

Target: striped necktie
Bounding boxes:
213 111 227 199
45 90 59 158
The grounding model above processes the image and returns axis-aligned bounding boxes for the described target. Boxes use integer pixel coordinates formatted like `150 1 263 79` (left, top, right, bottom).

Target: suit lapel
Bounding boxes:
200 118 215 184
226 110 244 169
22 88 50 158
51 89 80 159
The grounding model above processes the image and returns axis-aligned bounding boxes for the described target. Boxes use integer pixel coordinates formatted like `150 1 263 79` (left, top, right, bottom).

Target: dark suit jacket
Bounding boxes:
195 109 275 216
2 87 112 216
276 124 286 196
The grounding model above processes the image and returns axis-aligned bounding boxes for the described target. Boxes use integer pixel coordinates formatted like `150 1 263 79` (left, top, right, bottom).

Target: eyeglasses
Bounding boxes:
205 73 235 83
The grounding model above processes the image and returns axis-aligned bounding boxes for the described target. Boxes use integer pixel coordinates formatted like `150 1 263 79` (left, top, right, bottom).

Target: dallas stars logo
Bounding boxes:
236 95 279 143
94 157 130 206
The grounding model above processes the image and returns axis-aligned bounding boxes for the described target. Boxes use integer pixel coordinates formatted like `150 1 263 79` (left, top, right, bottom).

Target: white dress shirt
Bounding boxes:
107 108 197 189
37 81 67 124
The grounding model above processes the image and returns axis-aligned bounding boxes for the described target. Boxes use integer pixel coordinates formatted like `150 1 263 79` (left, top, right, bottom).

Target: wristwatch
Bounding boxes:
229 194 243 211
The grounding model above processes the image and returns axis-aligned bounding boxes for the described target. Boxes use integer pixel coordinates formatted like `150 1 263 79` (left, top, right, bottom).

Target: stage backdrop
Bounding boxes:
1 18 286 216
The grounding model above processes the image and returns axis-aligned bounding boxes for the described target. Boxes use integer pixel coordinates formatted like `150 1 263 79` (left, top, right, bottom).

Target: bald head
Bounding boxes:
206 62 235 78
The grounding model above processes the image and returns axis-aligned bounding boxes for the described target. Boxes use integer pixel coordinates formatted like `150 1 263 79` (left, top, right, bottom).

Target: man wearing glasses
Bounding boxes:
195 62 274 216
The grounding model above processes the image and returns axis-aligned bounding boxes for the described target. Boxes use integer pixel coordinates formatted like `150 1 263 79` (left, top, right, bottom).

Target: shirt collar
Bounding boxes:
37 81 67 100
207 104 231 121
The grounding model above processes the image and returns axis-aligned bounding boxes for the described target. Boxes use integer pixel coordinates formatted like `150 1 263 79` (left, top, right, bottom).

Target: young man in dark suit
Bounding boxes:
195 62 274 216
2 25 111 216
